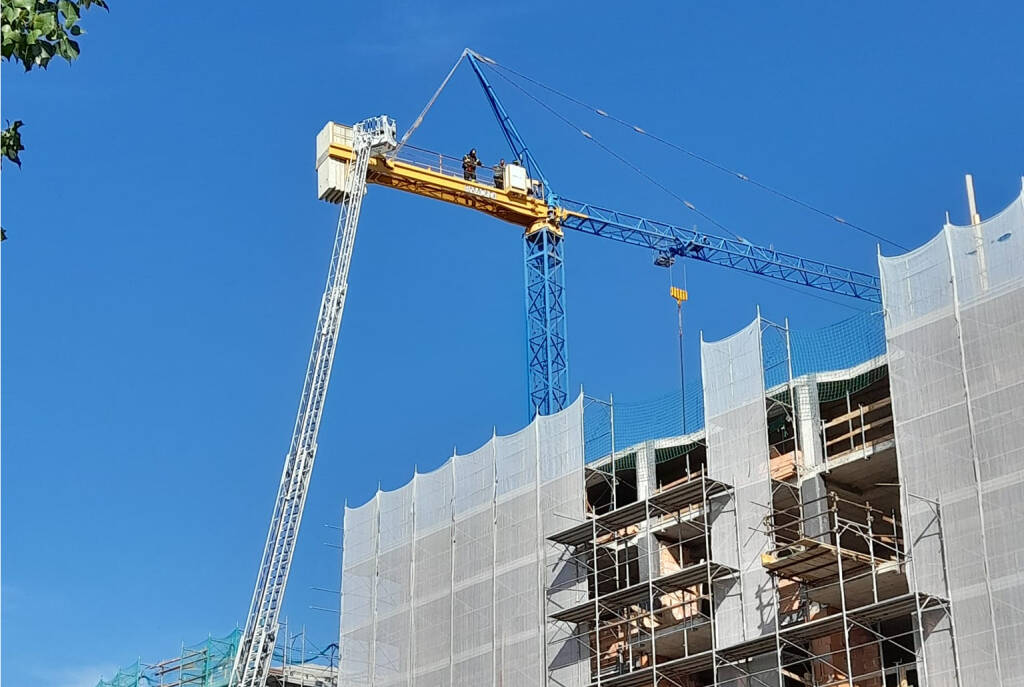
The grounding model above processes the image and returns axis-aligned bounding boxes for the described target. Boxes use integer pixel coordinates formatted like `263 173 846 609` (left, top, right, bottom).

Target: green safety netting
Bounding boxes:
96 630 240 687
584 311 888 461
96 628 338 687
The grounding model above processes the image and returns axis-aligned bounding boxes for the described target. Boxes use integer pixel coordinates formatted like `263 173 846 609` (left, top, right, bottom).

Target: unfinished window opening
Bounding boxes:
585 459 638 515
654 442 707 492
819 370 894 467
768 405 798 482
591 542 642 598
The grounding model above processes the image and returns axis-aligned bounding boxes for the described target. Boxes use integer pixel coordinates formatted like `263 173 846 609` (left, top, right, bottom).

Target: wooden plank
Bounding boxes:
825 417 894 448
823 397 891 429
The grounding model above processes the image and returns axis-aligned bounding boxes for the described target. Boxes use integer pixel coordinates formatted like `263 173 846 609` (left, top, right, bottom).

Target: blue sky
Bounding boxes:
3 2 1022 685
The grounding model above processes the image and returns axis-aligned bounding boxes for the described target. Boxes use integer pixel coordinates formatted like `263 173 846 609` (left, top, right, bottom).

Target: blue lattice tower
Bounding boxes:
524 226 568 415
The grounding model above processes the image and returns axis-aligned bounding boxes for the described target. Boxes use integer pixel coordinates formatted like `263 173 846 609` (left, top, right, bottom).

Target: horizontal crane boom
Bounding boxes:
318 123 881 304
559 198 882 303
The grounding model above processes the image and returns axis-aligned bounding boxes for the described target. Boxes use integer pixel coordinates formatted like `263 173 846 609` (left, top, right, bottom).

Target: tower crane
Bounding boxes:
315 50 881 416
231 50 880 687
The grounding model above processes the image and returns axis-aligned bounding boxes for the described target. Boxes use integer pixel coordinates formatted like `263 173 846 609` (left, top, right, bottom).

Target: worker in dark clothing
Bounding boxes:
494 159 506 189
462 148 483 181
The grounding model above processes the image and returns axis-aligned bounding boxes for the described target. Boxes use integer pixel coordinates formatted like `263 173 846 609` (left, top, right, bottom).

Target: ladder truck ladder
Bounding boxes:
230 115 396 687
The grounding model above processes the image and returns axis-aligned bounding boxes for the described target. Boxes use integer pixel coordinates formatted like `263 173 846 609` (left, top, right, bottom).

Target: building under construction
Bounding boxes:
94 187 1023 687
91 74 1022 686
337 186 1024 687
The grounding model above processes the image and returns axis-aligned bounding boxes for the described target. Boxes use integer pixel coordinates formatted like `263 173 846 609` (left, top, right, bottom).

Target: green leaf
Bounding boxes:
32 10 56 35
2 119 26 167
55 34 76 60
35 40 53 67
1 0 104 71
58 0 79 27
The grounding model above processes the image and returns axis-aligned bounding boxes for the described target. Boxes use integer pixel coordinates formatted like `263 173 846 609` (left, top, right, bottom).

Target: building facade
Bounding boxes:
339 186 1024 687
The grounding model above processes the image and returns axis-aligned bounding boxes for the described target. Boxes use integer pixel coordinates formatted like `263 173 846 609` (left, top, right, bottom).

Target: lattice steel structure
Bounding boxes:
232 116 397 687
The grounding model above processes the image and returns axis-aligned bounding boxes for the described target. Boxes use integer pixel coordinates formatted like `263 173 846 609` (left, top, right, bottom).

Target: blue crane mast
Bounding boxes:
462 50 881 416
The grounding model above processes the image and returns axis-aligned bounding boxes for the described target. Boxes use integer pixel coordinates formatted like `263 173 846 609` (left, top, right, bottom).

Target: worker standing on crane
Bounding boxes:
494 158 506 189
462 148 482 181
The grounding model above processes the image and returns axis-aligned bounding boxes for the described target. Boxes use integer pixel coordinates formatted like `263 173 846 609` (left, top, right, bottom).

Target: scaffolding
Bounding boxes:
95 627 337 687
547 424 956 687
545 467 734 686
544 306 966 687
760 490 956 687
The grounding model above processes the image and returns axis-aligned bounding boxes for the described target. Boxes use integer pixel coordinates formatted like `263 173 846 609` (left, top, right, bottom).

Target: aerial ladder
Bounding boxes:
231 52 881 686
229 116 397 687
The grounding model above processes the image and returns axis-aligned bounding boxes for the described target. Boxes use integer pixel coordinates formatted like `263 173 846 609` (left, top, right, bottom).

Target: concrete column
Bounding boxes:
794 381 832 543
800 476 832 544
635 441 660 581
636 440 658 499
794 381 824 471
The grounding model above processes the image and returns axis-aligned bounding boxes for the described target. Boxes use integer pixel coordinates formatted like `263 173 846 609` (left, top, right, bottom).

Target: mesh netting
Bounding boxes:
583 379 705 462
412 461 453 686
341 493 378 686
791 310 885 377
816 366 888 402
97 628 337 687
583 310 888 462
96 661 143 687
761 321 790 390
879 186 1024 686
703 318 777 654
338 397 586 687
97 631 241 687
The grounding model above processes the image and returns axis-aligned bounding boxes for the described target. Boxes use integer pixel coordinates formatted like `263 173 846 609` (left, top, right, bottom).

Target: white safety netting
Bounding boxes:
338 395 585 687
451 438 495 687
880 186 1024 686
702 318 777 670
494 424 540 687
413 461 453 687
538 403 588 687
341 497 378 687
374 482 414 686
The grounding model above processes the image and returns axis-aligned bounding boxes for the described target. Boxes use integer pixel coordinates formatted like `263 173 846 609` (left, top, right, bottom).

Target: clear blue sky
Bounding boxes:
3 2 1022 685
